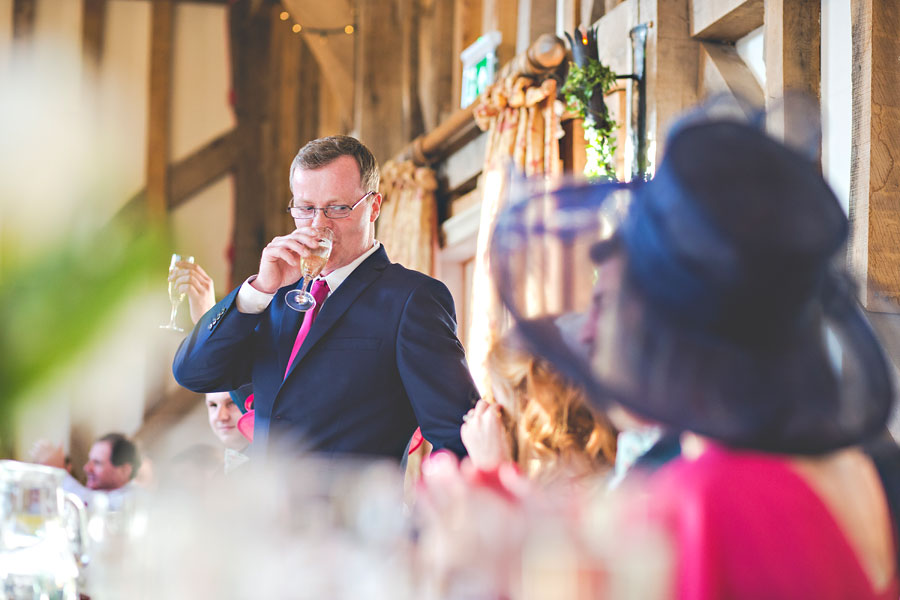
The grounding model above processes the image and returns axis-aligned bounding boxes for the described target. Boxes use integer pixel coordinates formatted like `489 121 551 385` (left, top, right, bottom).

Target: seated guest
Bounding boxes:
31 433 142 509
205 390 250 474
491 108 898 598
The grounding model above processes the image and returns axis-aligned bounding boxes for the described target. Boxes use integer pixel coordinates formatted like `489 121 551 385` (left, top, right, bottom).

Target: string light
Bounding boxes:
344 25 354 35
279 11 290 21
292 23 302 33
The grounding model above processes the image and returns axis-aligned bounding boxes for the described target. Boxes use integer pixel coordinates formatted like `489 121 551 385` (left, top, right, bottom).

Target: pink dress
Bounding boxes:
646 444 898 600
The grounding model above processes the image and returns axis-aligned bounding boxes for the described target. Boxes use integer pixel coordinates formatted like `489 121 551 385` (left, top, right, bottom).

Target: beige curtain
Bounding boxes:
467 76 564 395
376 160 439 276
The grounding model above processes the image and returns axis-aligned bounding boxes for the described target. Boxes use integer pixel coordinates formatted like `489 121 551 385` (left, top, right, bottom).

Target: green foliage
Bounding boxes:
561 58 619 180
0 216 167 447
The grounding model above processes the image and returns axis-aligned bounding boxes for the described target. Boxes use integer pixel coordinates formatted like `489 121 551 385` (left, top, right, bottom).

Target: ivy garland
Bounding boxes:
561 58 619 180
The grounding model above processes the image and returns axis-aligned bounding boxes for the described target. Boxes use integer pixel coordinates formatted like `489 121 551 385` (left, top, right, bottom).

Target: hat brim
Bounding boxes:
490 176 894 454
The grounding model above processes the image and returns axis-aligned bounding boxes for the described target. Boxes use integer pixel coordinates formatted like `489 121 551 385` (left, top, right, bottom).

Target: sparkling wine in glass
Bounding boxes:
160 254 194 331
285 228 333 312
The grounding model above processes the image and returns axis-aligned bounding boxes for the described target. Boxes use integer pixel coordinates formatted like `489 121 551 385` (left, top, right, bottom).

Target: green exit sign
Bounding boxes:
460 31 501 108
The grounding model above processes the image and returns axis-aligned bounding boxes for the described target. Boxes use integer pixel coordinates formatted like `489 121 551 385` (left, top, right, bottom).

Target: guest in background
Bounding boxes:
205 390 250 474
168 259 216 325
84 433 141 494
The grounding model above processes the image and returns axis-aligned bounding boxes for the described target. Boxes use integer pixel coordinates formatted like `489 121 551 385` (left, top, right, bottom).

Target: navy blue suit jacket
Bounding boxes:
173 247 479 459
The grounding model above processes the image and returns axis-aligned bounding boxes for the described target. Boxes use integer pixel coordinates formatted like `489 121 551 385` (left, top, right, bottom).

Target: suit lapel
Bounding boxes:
281 247 389 383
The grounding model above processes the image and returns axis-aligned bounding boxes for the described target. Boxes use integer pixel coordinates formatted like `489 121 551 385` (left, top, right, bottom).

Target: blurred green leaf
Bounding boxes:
0 215 168 445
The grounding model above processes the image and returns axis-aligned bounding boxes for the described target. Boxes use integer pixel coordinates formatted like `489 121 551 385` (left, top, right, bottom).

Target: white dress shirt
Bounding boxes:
235 241 381 314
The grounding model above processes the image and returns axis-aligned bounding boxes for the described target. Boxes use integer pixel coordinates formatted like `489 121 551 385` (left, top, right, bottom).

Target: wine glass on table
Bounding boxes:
160 253 194 331
285 228 334 312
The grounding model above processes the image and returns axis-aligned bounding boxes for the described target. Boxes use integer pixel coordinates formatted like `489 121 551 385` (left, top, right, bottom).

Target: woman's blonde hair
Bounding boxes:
486 331 617 483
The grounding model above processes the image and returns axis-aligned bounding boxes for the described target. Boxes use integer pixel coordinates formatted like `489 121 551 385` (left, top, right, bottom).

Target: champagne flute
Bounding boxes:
160 254 194 331
285 228 333 312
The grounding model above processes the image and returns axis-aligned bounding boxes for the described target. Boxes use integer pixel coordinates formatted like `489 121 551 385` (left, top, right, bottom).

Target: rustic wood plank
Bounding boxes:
82 0 107 70
354 0 414 163
419 0 456 131
145 0 174 219
452 0 484 108
516 0 556 54
167 129 239 209
12 0 35 41
691 0 763 41
483 0 518 66
699 40 764 106
229 0 271 282
639 0 700 165
764 0 820 153
848 0 900 312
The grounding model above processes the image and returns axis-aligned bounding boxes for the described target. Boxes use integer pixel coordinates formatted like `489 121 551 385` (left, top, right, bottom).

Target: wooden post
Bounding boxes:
452 0 484 108
639 0 699 165
516 0 557 54
419 0 455 131
82 0 106 71
12 0 35 42
763 0 820 151
145 0 174 220
229 0 270 282
354 0 417 163
483 0 518 66
848 0 900 312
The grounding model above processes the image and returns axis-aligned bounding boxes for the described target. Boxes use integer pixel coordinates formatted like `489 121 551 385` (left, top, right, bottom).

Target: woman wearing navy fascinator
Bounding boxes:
490 96 899 599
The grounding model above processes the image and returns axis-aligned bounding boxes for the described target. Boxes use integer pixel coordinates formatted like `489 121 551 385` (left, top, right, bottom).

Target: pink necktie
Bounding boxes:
284 279 330 378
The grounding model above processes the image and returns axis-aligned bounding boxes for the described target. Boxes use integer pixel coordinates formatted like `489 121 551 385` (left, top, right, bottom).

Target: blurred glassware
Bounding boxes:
0 460 89 600
160 254 195 331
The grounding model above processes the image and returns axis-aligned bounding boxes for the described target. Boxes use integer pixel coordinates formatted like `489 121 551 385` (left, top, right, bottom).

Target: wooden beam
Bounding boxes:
691 0 763 41
452 0 484 109
763 0 820 151
639 0 700 164
419 0 456 131
229 0 271 282
848 0 900 312
354 0 416 163
145 0 174 220
699 41 763 106
167 128 239 209
82 0 107 71
12 0 36 41
484 0 518 66
516 0 557 54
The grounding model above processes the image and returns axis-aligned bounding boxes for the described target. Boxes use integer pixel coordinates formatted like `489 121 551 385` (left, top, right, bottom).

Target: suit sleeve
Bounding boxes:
172 285 262 393
396 278 480 457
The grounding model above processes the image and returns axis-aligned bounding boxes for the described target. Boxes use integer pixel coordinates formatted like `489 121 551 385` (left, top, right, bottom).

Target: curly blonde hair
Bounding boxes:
486 333 617 483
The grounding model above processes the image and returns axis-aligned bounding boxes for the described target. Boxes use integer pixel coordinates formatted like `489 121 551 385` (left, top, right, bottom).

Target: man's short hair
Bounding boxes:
98 433 142 480
289 135 380 193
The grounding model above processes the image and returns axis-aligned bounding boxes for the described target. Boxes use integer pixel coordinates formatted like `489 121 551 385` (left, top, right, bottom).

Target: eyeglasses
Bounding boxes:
286 191 375 220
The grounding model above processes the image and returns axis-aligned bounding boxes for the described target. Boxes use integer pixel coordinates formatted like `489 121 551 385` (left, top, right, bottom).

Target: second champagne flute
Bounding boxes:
161 254 194 331
285 228 333 312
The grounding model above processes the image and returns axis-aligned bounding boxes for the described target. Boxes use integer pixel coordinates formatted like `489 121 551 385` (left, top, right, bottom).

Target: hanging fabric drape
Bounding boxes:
467 75 564 395
377 160 439 276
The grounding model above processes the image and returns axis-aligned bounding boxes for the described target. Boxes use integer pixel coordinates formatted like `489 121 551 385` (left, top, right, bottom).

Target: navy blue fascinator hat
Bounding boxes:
490 109 894 454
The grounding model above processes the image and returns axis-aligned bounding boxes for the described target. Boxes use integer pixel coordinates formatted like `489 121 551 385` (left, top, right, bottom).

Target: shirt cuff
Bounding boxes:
236 276 274 314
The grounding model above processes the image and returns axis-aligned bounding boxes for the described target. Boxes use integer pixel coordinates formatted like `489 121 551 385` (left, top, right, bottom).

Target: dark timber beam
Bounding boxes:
167 128 240 209
146 0 174 219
